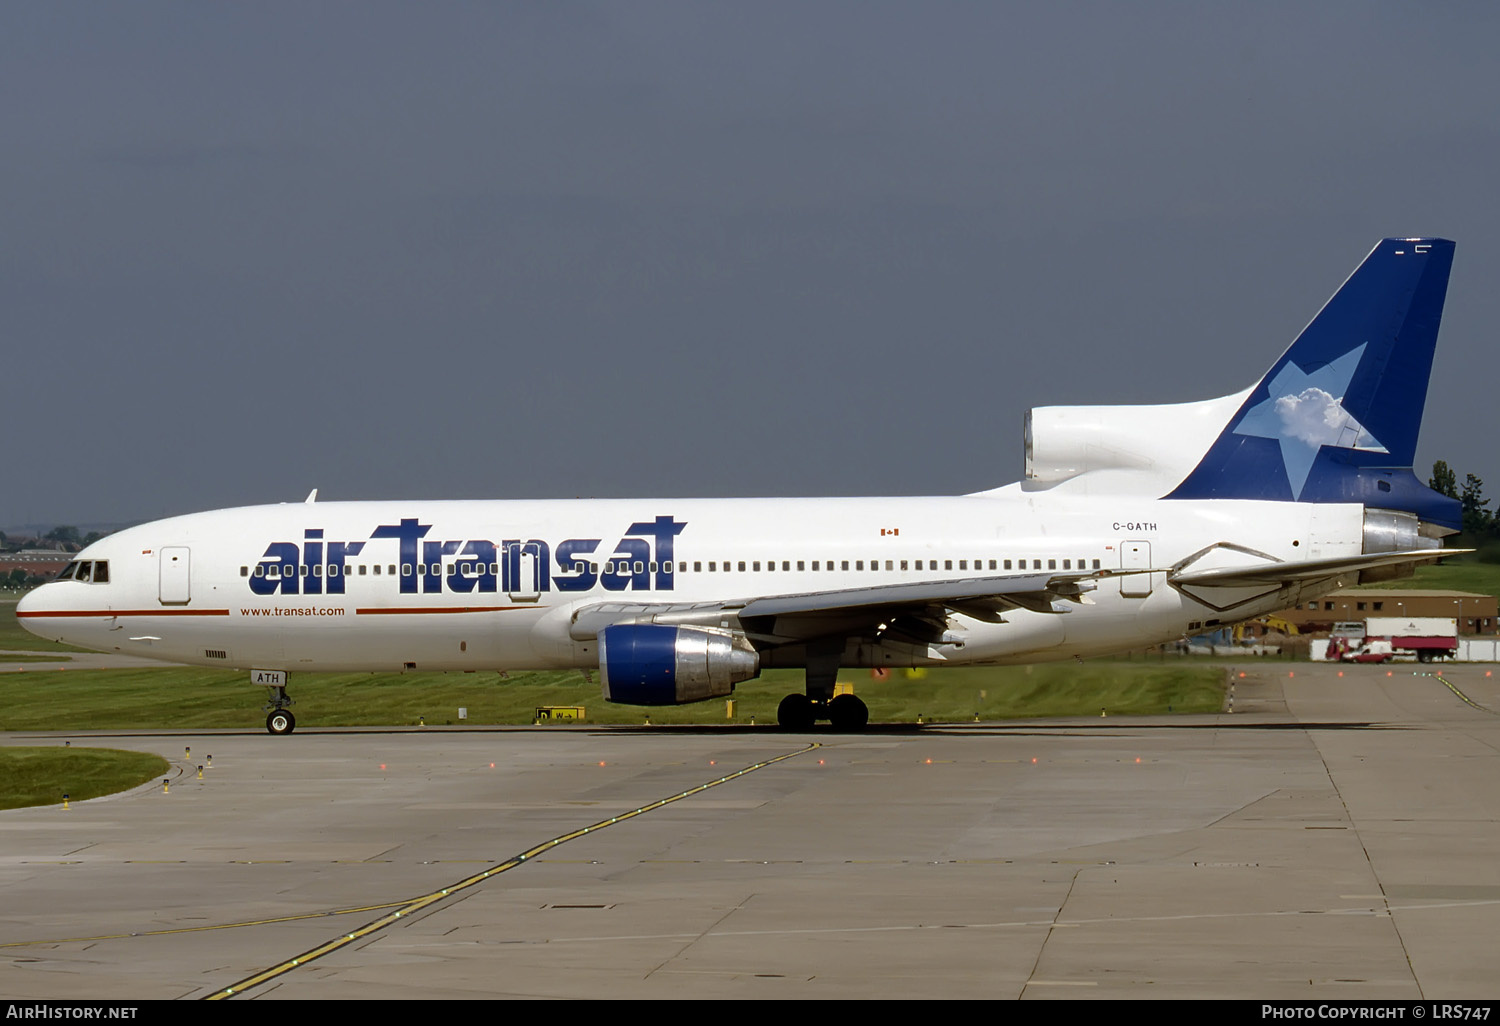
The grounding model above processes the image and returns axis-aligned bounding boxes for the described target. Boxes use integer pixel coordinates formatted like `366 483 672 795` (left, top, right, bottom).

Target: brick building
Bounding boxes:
1276 589 1498 635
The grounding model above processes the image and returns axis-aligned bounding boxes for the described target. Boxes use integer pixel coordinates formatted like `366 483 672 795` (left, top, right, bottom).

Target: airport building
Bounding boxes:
1276 589 1498 635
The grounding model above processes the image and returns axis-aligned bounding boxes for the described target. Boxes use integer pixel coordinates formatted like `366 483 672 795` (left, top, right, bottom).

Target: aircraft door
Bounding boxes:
160 547 191 605
1120 540 1152 597
508 549 540 603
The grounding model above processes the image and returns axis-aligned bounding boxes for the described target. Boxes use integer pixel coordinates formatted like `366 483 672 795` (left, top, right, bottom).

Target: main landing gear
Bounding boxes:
264 684 296 735
776 638 869 732
776 692 869 732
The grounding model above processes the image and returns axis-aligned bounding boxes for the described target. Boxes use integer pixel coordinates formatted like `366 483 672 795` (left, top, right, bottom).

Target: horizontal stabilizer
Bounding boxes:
1169 548 1462 589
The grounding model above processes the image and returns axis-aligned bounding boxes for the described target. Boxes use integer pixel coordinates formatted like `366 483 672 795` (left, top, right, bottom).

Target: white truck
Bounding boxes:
1328 617 1459 663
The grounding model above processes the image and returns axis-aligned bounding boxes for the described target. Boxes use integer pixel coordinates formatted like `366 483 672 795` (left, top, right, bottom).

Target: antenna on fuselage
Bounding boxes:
304 488 318 504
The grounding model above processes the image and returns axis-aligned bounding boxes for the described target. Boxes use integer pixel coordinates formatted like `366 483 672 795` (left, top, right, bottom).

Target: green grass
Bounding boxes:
0 663 1226 731
0 747 171 810
1352 557 1500 598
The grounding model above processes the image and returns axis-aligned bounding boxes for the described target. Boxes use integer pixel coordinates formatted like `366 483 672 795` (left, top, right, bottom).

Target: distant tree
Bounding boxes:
83 531 103 546
1462 473 1493 535
1431 460 1459 498
6 568 25 589
44 525 81 547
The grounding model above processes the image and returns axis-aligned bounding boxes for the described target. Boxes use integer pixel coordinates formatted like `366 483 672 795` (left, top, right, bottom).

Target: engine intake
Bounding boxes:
599 624 760 706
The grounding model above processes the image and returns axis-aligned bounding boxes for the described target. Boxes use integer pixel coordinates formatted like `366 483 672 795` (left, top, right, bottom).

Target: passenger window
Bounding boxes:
783 561 790 571
944 560 952 570
1048 559 1056 570
856 561 864 571
1063 559 1071 569
812 561 819 571
694 562 702 572
240 566 249 578
767 560 775 571
797 561 805 571
253 565 264 577
1091 559 1100 569
649 561 658 573
841 561 849 571
738 561 746 572
1004 559 1012 570
900 560 908 570
402 564 412 576
313 565 324 577
359 564 368 575
959 560 967 570
885 560 893 571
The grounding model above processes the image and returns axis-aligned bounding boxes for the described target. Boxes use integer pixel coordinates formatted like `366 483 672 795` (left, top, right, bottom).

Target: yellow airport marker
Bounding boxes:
162 779 169 794
185 746 191 760
62 793 70 811
197 765 204 781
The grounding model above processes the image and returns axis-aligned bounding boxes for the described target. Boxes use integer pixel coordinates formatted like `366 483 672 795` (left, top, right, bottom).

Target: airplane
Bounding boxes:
18 237 1464 734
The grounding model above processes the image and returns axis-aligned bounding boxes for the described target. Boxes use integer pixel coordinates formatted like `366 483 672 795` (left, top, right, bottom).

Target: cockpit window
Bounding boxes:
57 559 108 583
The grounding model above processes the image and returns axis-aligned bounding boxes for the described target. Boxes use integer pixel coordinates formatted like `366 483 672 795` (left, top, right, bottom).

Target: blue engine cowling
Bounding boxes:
598 624 760 705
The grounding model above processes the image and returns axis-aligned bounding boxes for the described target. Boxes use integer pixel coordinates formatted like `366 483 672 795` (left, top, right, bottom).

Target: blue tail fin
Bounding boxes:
1166 238 1460 532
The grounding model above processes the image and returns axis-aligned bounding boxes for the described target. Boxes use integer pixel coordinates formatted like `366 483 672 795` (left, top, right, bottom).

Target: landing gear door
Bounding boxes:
1120 540 1152 597
160 546 191 605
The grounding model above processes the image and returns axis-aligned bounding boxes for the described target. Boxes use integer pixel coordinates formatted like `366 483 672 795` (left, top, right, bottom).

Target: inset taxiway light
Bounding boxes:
818 759 825 765
1288 672 1295 678
1338 671 1344 677
1386 671 1393 677
380 764 387 770
1031 757 1038 764
1135 757 1141 764
925 758 932 764
1238 672 1246 678
599 761 606 767
1488 671 1494 678
490 763 496 768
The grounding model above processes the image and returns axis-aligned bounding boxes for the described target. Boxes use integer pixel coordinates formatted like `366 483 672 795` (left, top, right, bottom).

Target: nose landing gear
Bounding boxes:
263 684 296 735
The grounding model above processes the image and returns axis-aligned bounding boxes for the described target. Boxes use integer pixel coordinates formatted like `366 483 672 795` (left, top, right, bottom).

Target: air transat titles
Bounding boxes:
247 516 687 596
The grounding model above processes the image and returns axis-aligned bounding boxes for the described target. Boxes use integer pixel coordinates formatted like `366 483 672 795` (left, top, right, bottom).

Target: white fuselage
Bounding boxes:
18 488 1359 674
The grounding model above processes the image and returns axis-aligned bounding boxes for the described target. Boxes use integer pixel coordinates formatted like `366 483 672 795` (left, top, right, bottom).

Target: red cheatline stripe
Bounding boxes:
16 609 230 618
354 606 532 615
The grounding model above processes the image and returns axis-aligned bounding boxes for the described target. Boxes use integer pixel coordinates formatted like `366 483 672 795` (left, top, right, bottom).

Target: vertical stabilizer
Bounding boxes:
1166 238 1459 531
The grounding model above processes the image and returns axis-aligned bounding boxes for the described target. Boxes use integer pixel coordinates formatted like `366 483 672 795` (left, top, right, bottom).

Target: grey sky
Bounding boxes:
4 3 1497 527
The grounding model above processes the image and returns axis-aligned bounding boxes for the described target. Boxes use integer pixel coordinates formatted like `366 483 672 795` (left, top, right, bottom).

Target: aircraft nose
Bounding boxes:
15 585 55 636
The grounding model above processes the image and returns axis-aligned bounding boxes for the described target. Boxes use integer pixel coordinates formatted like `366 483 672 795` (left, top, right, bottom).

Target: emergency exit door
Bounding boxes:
159 547 191 605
